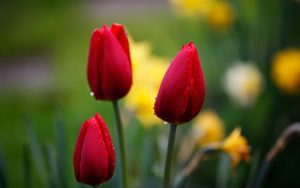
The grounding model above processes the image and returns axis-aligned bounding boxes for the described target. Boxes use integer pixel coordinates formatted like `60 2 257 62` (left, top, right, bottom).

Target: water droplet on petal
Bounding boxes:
90 92 94 96
163 121 168 125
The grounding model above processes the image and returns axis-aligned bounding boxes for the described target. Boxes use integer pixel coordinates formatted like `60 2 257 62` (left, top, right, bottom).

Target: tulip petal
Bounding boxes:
180 43 205 122
154 42 205 124
155 48 190 123
73 120 89 181
79 118 109 185
87 24 132 100
87 29 103 99
95 113 116 180
99 26 132 99
111 23 131 64
73 114 116 186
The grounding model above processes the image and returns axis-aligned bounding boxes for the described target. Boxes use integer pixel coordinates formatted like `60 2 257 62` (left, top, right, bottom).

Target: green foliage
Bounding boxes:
0 0 299 187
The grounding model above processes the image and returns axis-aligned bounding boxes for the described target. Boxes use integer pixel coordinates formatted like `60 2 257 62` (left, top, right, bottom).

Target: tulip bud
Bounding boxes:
154 42 206 124
73 113 116 186
87 23 132 100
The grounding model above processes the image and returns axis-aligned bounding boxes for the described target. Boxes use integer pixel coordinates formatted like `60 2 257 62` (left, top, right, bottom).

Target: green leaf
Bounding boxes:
24 117 48 186
23 145 32 188
246 151 260 188
55 113 68 188
0 148 7 188
45 143 59 188
216 154 230 188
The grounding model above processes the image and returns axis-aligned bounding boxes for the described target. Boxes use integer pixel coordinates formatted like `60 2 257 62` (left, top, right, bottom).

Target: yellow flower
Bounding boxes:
207 1 234 30
170 0 215 18
272 48 300 94
170 0 234 30
224 62 263 107
222 128 250 166
124 39 168 127
192 110 224 146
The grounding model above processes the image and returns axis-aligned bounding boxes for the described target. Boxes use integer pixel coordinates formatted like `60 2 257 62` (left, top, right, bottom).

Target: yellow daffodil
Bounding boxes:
192 110 224 146
223 62 263 107
222 128 250 166
170 0 234 30
124 39 168 127
207 1 234 30
272 48 300 94
170 0 214 18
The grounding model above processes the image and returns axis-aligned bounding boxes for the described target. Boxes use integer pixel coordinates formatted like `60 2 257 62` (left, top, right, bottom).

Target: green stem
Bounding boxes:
112 100 128 188
255 159 272 188
92 186 98 188
175 147 217 188
163 124 177 188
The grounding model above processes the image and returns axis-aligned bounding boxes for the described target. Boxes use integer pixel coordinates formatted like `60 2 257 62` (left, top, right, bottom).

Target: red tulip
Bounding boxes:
73 113 116 186
154 42 206 124
87 23 132 100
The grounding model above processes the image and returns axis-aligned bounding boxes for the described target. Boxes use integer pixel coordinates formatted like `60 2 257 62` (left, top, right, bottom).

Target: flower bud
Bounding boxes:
154 41 206 124
87 23 132 100
73 113 116 186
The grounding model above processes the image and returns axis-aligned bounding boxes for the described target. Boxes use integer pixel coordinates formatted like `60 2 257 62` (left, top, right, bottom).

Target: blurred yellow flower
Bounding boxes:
222 128 250 166
170 0 214 18
223 62 263 107
192 110 224 146
170 0 234 30
272 48 300 94
207 1 234 30
124 39 168 127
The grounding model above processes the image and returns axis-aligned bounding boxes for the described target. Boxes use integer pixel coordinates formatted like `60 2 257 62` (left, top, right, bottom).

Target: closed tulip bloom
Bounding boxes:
73 113 116 186
154 42 205 124
87 23 132 100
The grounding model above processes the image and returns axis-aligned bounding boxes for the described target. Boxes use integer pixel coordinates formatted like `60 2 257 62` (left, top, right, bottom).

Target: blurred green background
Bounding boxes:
0 0 300 187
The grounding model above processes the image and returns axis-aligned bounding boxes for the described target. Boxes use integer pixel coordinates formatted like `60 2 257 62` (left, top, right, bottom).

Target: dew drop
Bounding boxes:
90 92 94 96
163 121 168 125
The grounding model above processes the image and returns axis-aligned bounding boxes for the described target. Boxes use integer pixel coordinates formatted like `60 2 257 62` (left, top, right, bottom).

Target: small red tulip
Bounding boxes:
73 113 116 186
87 23 132 100
154 42 206 124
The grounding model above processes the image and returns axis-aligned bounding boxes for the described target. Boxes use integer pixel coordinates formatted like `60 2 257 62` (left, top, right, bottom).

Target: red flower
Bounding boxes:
154 42 206 124
73 113 116 186
87 23 132 100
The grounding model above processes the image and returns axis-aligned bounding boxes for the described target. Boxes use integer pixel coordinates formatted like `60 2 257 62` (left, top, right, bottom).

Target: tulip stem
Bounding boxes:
112 100 128 188
164 124 177 188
